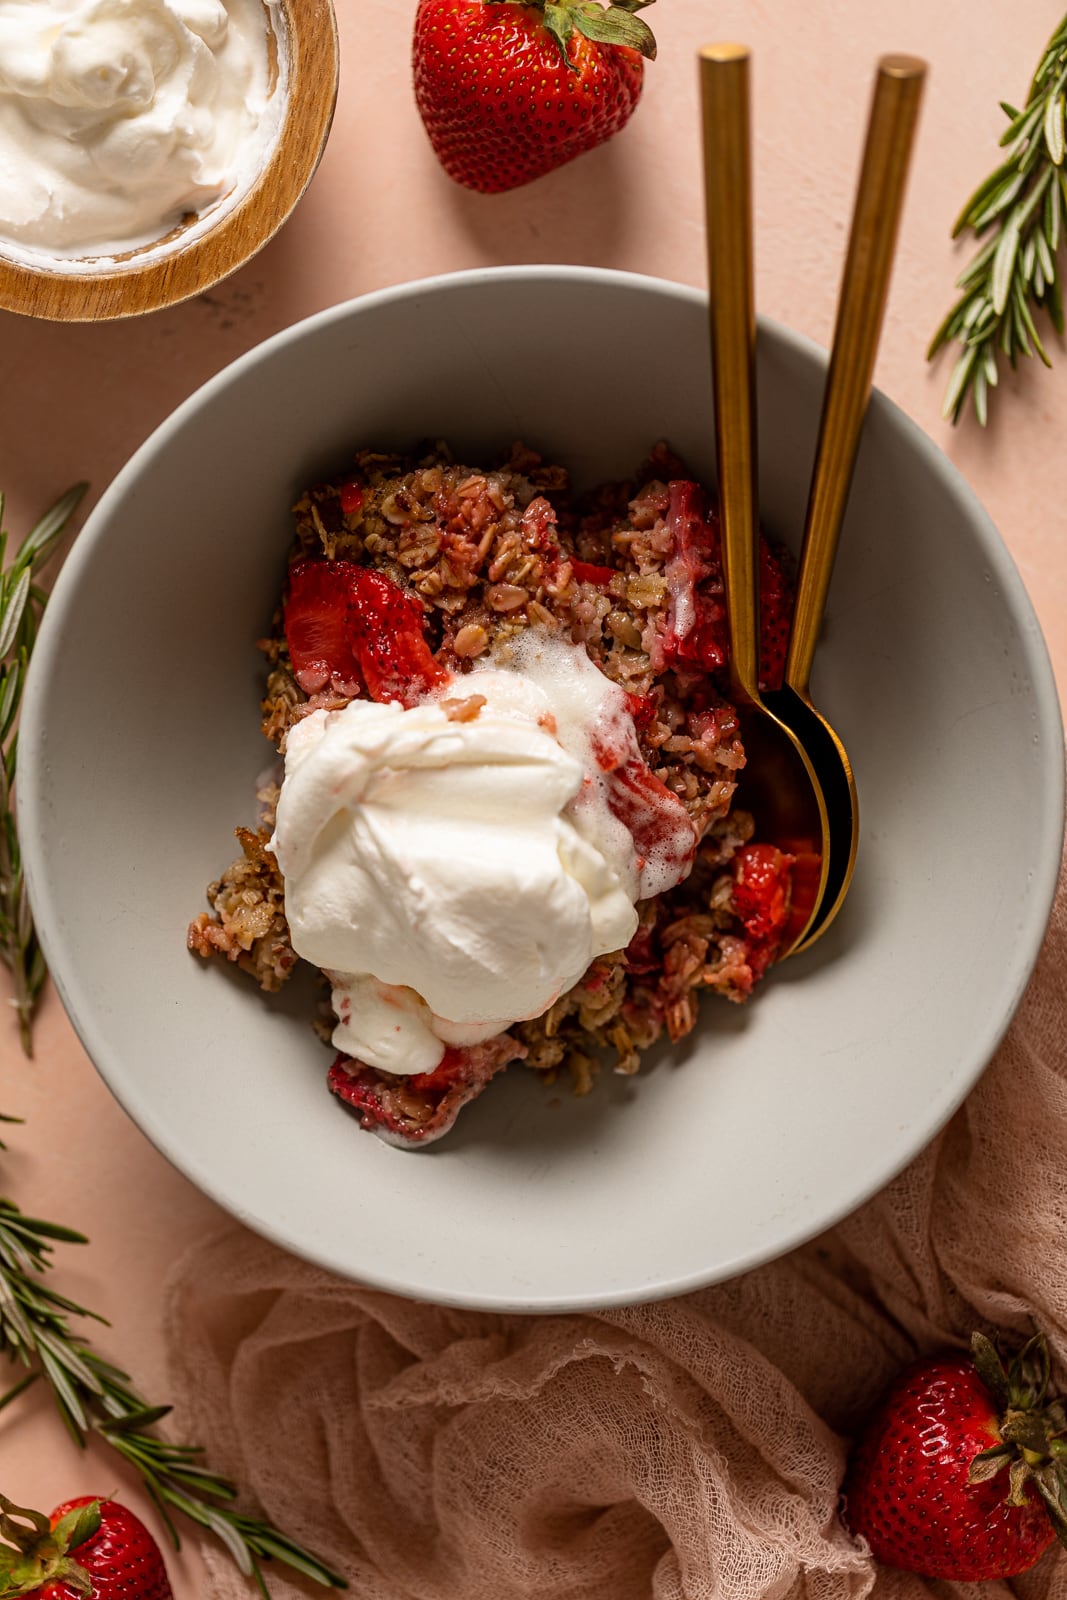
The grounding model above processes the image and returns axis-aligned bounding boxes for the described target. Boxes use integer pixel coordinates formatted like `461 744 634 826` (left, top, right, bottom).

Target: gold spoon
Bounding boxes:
700 42 827 952
700 45 925 954
771 53 925 952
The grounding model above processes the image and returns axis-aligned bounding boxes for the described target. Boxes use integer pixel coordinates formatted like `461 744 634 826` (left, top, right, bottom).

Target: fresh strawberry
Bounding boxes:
730 841 795 975
843 1332 1067 1580
412 0 657 194
0 1495 173 1599
284 559 448 706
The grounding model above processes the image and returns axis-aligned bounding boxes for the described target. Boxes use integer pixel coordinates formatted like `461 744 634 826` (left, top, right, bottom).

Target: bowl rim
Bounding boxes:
0 0 339 323
19 265 1067 1308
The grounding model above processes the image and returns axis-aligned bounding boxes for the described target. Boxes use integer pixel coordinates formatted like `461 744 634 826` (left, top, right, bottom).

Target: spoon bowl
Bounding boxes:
756 685 855 948
726 702 829 945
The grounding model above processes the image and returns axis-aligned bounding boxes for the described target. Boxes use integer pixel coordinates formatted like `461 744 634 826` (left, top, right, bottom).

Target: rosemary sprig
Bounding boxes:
929 10 1067 424
0 1179 346 1596
0 491 345 1593
0 485 88 1053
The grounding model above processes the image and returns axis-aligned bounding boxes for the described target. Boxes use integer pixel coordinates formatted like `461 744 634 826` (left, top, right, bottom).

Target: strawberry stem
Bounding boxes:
966 1330 1067 1548
0 1494 99 1600
485 0 656 67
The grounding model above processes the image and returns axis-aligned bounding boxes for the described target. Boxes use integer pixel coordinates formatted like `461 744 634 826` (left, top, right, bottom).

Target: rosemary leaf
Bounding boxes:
931 10 1067 422
0 484 87 1053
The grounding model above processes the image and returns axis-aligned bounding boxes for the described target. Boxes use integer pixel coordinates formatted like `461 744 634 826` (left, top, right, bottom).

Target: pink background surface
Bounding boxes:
2 0 1067 1592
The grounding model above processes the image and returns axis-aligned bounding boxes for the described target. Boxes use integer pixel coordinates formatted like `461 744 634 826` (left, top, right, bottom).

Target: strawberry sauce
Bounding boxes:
591 730 697 899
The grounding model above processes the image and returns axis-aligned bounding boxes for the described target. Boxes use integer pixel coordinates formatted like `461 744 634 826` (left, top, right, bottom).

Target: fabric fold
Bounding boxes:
164 845 1067 1599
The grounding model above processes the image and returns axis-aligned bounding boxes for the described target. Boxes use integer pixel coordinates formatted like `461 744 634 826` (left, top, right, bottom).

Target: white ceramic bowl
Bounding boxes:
19 267 1064 1311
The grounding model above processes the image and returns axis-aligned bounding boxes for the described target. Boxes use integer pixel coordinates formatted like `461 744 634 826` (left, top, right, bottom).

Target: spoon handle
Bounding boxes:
700 43 760 703
786 54 926 698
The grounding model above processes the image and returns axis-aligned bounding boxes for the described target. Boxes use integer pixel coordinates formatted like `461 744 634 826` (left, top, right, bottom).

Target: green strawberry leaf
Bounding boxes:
971 1331 1013 1410
1008 1456 1031 1507
0 1543 92 1599
968 1442 1013 1483
1012 1332 1052 1405
1001 1407 1054 1453
0 1497 101 1598
1031 1463 1067 1548
0 1550 52 1599
50 1501 101 1556
543 3 576 65
572 2 657 59
0 1497 49 1550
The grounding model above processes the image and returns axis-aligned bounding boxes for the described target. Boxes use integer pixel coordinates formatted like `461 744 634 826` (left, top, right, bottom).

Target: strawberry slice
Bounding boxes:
606 757 697 894
348 566 449 705
284 559 362 695
284 559 448 707
730 841 796 976
622 921 659 976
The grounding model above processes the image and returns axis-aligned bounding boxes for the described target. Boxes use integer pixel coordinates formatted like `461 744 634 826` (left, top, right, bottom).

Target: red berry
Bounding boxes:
730 841 795 973
843 1349 1060 1580
591 734 697 894
347 566 450 705
412 0 655 194
284 558 363 695
284 559 448 706
33 1498 174 1599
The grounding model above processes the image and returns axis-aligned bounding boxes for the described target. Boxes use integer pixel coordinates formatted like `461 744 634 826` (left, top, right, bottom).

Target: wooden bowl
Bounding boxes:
0 0 338 323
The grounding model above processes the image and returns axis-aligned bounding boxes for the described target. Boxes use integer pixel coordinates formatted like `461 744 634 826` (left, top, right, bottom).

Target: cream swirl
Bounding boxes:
0 0 278 256
270 633 698 1076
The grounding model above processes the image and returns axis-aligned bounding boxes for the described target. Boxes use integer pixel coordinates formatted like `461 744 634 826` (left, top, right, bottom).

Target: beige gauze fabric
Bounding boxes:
164 846 1067 1600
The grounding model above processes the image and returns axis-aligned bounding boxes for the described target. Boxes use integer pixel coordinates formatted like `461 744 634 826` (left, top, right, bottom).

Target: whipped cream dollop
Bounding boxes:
270 631 698 1076
0 0 279 258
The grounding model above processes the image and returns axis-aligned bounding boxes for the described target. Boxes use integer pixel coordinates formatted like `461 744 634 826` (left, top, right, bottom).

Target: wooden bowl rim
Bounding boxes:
0 0 338 323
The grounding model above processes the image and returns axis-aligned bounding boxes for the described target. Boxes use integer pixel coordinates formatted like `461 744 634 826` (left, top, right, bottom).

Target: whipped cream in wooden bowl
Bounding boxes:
0 0 284 263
